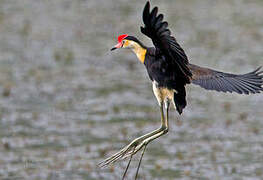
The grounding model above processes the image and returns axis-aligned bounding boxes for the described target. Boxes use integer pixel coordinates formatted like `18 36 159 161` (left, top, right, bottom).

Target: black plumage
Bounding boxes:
141 1 192 113
141 2 192 82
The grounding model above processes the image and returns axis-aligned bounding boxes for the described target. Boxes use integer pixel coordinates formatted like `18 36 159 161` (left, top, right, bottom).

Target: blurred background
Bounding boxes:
0 0 263 179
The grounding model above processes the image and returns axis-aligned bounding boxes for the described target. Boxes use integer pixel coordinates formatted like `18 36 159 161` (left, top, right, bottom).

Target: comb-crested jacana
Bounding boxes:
99 1 263 179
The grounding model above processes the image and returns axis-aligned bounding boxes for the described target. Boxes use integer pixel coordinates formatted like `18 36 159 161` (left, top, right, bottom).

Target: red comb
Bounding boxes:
117 34 128 42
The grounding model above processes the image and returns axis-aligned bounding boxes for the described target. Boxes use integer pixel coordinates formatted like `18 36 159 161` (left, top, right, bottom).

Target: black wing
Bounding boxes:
141 1 192 84
190 64 263 94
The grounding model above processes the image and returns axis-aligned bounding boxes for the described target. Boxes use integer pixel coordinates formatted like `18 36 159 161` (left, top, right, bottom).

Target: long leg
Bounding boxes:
99 104 166 167
98 104 167 168
127 102 170 159
132 102 170 179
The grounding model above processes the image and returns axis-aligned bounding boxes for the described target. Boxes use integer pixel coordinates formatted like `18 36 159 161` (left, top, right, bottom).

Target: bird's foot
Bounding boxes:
98 138 146 168
121 128 167 159
122 140 148 159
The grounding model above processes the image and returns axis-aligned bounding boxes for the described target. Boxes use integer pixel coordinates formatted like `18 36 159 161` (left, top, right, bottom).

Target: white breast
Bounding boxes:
152 81 177 109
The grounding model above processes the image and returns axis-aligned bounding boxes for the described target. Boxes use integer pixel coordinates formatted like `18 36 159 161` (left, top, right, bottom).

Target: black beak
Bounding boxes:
111 47 117 51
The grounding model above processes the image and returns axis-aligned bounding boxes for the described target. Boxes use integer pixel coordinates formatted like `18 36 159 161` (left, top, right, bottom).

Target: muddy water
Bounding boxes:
0 0 263 179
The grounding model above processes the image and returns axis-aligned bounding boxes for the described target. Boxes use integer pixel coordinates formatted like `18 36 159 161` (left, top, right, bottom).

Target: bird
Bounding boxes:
99 1 263 179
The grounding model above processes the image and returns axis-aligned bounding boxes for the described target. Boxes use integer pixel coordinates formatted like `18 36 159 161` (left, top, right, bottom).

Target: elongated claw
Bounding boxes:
98 140 143 168
122 141 146 159
98 147 130 167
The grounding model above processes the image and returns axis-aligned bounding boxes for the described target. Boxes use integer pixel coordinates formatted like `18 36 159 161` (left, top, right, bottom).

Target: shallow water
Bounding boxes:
0 0 263 179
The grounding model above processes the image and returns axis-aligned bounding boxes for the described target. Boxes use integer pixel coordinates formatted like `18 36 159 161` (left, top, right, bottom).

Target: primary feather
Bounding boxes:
189 64 263 94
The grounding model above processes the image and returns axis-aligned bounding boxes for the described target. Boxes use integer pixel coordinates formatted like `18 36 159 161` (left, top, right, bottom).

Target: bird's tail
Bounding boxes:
173 87 186 114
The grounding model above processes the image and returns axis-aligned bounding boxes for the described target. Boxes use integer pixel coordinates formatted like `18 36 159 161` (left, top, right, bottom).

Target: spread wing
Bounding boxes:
141 1 192 83
189 64 263 94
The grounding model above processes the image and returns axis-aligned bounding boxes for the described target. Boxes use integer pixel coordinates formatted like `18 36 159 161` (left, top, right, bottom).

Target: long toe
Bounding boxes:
99 143 139 167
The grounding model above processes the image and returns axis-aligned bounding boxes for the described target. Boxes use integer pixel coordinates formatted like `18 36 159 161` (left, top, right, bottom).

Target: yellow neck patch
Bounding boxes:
132 45 147 64
124 40 147 64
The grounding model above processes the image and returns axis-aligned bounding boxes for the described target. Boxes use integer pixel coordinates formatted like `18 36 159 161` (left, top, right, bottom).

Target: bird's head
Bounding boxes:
111 34 147 63
111 34 128 51
111 34 146 51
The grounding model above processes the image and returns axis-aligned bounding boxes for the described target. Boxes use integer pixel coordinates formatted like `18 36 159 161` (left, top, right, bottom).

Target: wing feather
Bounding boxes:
190 64 263 94
141 1 192 84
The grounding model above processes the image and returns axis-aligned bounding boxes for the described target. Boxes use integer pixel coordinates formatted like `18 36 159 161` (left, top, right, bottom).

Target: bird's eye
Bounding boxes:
121 41 125 47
